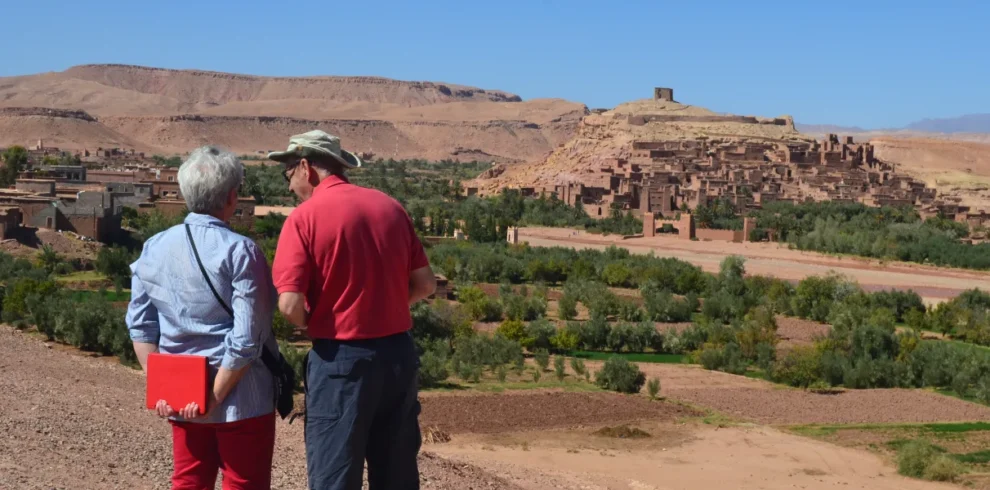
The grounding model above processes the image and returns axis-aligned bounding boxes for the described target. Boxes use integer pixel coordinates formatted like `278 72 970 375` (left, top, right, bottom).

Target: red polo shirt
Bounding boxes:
271 175 429 340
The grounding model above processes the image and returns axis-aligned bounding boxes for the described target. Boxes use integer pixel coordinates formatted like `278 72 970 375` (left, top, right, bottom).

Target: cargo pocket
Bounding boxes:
305 357 370 421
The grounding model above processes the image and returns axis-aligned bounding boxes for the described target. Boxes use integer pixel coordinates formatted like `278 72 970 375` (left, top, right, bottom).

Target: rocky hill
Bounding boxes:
0 64 586 162
468 96 812 192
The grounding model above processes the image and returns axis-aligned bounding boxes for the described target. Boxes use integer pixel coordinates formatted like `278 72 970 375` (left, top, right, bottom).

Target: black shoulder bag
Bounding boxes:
185 224 296 420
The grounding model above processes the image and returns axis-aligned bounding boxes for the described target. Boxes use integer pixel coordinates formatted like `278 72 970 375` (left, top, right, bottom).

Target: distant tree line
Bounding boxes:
749 201 990 270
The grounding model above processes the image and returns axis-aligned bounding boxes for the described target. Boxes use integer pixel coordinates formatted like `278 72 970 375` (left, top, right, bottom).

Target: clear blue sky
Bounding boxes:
2 0 987 129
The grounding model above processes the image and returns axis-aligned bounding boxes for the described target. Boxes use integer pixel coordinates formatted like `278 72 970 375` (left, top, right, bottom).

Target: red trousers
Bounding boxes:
169 413 276 490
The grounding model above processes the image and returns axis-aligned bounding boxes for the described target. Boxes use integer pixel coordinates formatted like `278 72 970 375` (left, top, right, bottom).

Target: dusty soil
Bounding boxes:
419 391 698 434
0 325 521 490
776 316 830 351
798 425 990 490
584 362 990 425
0 227 102 261
519 227 990 303
430 424 962 490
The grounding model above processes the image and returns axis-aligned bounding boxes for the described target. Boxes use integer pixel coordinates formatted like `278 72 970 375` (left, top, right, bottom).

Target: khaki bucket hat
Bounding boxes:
267 130 362 169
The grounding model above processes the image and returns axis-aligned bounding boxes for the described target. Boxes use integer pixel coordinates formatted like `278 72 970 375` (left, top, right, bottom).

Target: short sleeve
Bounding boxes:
271 212 310 294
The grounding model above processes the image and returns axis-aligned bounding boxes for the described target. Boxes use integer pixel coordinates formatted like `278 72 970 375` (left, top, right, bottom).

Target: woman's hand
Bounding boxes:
153 399 208 419
154 399 176 418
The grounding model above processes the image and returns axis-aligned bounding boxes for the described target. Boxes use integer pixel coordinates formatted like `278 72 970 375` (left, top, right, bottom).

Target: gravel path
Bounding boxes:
0 326 521 490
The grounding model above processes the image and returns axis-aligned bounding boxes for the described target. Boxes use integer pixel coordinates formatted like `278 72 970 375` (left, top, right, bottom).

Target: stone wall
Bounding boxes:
15 180 56 196
695 228 743 242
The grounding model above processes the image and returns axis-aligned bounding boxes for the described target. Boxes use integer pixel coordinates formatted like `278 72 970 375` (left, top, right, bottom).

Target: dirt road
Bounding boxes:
519 227 990 303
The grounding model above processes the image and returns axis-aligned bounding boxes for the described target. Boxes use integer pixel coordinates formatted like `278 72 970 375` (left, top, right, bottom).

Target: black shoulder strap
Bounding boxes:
186 224 233 316
185 224 282 374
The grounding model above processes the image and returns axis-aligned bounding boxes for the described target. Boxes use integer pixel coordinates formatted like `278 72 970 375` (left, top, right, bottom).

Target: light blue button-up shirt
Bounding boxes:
126 212 277 424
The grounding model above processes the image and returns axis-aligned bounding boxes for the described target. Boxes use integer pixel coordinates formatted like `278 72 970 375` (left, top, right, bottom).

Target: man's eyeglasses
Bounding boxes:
282 163 299 183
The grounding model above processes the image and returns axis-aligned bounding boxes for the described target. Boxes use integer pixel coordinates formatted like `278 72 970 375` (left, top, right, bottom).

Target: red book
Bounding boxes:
146 353 208 415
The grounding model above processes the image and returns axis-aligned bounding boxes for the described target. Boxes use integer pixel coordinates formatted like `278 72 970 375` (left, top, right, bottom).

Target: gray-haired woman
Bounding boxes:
126 146 278 489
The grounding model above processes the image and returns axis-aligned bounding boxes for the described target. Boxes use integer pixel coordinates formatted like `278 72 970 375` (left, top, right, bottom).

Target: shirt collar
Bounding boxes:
183 212 230 229
313 174 350 196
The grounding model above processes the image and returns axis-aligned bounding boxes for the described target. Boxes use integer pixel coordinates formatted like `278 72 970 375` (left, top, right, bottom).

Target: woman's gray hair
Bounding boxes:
177 146 244 214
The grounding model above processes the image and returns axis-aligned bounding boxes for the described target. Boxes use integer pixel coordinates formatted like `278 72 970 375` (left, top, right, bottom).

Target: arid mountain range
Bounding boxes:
1 64 989 208
0 64 585 162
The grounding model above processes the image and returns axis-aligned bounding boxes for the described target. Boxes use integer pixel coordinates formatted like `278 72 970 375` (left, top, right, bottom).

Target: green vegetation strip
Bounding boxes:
570 351 686 364
790 421 990 436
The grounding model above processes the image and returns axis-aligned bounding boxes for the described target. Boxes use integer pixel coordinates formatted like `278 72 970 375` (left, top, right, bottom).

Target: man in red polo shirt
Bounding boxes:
269 130 435 490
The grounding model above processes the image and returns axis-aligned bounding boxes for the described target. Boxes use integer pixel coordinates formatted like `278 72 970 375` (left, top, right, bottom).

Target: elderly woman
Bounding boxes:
126 146 277 490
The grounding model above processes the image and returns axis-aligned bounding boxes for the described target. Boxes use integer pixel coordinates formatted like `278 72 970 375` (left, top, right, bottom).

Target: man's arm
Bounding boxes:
272 212 311 328
409 265 437 306
279 292 309 328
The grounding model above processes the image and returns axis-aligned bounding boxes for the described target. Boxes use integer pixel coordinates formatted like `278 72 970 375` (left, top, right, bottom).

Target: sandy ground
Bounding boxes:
519 227 990 304
429 423 961 490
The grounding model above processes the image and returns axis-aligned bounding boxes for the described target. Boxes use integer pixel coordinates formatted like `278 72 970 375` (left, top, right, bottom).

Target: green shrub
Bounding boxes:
532 368 541 383
646 377 660 400
96 246 135 288
458 286 503 321
587 290 621 319
698 342 746 375
923 456 965 482
534 349 550 372
557 294 578 321
896 440 963 481
641 284 695 322
606 323 633 352
524 318 556 351
411 300 473 340
595 356 646 394
755 342 776 374
897 440 938 478
272 311 294 340
496 319 527 343
570 357 586 376
618 299 645 322
503 292 547 321
554 356 566 381
2 278 59 323
579 314 610 350
550 327 579 352
490 334 524 369
772 345 822 388
975 374 990 404
496 364 508 383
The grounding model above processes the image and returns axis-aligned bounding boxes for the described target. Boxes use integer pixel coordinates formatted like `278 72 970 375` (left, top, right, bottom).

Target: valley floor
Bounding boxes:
518 227 990 304
3 325 986 489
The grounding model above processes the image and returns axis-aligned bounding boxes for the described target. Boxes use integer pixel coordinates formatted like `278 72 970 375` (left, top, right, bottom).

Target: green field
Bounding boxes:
570 351 687 364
